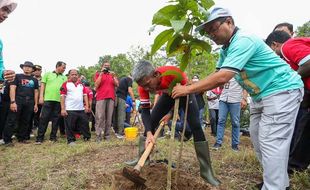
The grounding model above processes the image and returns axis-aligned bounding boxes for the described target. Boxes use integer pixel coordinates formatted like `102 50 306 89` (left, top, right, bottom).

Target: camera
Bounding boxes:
101 67 110 73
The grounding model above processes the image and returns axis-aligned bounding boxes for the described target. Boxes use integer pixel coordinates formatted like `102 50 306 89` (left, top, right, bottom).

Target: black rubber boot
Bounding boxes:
124 136 147 166
194 141 221 186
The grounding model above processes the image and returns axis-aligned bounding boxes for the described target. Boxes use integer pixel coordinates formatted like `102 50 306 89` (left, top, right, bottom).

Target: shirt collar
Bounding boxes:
222 27 239 50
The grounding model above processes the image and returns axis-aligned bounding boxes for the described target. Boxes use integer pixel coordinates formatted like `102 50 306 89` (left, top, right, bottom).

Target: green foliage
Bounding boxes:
151 29 174 55
296 20 310 37
152 5 181 27
150 0 215 87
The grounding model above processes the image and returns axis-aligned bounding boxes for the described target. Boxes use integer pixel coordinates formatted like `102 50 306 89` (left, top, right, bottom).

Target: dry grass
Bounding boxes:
0 127 309 190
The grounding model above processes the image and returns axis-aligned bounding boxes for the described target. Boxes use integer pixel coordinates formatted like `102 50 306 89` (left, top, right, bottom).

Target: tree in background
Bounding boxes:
295 20 310 37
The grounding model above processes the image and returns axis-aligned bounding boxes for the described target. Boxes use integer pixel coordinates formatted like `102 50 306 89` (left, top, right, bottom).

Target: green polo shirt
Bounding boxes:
42 71 67 102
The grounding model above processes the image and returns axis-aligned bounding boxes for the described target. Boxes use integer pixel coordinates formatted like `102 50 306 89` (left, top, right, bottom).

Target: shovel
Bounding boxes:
122 122 165 186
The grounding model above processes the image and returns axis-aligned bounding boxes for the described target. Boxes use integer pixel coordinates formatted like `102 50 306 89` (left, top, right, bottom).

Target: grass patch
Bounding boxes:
0 128 308 189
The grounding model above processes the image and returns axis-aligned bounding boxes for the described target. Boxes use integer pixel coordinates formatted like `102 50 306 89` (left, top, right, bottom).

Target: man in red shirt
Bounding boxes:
93 62 119 141
266 31 310 173
130 60 220 186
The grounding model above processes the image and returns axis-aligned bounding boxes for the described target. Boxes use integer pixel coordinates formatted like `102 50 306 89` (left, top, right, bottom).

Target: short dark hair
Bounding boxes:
68 69 79 75
265 30 291 47
273 22 294 33
56 61 66 68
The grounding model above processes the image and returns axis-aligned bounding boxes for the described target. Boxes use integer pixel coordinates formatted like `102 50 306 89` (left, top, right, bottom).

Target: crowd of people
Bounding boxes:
0 1 309 189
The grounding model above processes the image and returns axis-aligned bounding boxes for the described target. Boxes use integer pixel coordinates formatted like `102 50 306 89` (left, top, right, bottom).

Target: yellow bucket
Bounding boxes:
124 127 138 141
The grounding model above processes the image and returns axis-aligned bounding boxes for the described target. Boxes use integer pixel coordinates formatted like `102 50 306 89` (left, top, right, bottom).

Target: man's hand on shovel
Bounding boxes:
145 131 156 149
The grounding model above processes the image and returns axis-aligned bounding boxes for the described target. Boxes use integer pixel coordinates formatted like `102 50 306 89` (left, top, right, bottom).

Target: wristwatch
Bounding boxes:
10 100 16 104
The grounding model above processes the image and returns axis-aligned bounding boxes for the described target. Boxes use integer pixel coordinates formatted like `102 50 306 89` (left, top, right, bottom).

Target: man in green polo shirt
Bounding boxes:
35 61 67 144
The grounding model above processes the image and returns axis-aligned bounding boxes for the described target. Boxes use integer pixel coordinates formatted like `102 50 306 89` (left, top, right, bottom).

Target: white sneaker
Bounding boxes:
0 139 4 145
68 142 76 146
116 134 124 139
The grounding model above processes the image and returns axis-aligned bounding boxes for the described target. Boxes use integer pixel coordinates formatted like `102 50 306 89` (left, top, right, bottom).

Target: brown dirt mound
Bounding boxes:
111 163 211 190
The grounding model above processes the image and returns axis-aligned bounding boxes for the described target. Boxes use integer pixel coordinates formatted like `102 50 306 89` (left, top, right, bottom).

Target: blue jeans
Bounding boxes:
199 108 205 129
216 101 241 146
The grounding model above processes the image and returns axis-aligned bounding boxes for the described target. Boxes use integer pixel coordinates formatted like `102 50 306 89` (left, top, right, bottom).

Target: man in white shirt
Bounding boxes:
60 69 91 145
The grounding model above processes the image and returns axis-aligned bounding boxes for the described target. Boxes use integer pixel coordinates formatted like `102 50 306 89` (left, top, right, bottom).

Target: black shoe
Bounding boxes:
212 143 222 150
232 145 239 152
49 139 57 143
83 138 90 142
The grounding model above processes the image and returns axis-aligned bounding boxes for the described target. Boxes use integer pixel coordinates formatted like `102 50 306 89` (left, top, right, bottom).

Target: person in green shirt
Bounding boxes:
35 61 66 144
172 7 303 190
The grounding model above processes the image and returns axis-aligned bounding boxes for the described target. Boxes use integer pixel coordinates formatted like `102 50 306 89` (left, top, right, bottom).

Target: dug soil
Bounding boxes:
112 163 211 190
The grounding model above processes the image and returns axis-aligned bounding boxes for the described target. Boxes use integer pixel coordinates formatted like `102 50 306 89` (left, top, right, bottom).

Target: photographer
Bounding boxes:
93 62 119 142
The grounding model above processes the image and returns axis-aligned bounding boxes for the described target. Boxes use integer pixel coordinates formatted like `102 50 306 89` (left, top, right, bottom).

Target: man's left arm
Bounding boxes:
298 60 310 78
34 89 39 112
83 94 90 113
110 72 119 87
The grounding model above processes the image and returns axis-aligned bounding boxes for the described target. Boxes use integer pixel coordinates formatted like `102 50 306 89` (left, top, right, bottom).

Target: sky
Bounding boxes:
0 0 308 74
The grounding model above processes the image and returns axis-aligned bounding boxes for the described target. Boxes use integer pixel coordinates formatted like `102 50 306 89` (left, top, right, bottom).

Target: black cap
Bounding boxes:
20 61 35 69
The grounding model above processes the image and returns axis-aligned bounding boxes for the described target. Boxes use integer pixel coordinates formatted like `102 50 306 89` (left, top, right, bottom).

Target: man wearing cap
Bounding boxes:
172 7 303 190
36 61 66 144
3 61 39 145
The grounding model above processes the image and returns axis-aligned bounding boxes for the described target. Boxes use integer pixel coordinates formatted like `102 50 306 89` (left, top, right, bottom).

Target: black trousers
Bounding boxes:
3 96 34 143
288 107 310 172
36 101 60 142
33 105 42 129
64 110 91 143
143 93 205 142
27 104 42 139
57 116 66 135
0 101 10 139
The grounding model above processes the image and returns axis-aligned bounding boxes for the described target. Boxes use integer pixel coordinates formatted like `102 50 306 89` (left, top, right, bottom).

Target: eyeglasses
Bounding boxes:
204 18 227 35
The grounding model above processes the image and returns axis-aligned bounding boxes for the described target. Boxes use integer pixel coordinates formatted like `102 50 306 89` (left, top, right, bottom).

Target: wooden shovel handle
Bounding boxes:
135 122 165 169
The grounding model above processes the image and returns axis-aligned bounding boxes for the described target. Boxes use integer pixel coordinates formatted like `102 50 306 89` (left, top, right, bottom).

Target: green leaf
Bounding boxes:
180 52 190 71
189 38 211 52
184 0 199 14
152 5 179 26
200 0 214 10
170 19 187 33
166 34 183 55
151 29 174 56
161 70 183 80
182 21 193 35
168 78 179 94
